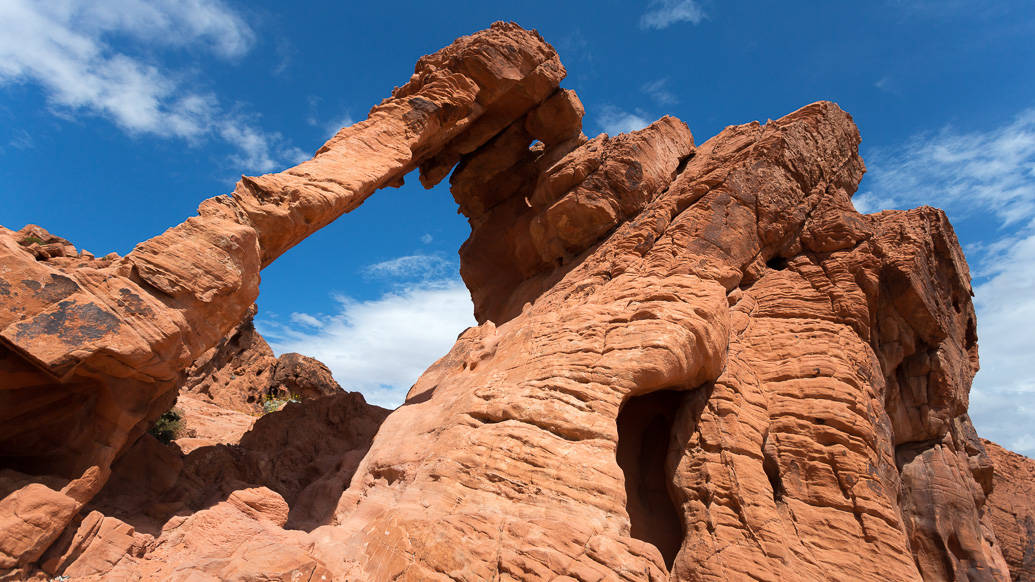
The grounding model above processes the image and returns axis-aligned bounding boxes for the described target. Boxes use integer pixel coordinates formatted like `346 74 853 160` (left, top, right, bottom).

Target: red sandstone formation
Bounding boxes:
180 307 279 414
182 307 341 415
1 21 1032 582
983 440 1035 581
34 389 388 580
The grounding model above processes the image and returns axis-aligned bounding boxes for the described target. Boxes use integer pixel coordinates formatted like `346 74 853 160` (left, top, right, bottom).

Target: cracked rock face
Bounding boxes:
983 440 1035 582
0 21 1030 582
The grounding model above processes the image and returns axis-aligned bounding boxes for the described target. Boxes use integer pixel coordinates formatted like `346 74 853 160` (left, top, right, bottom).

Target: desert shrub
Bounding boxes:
260 392 301 415
20 235 44 245
149 407 184 444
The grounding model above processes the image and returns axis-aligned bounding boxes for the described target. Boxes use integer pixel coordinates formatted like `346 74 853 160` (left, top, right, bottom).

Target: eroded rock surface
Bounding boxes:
29 389 389 580
984 440 1035 581
0 21 1022 582
319 99 1008 582
182 306 342 416
180 306 279 414
0 25 563 569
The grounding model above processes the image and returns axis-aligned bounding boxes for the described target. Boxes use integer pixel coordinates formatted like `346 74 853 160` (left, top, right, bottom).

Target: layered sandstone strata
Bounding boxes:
0 21 1030 582
983 440 1035 581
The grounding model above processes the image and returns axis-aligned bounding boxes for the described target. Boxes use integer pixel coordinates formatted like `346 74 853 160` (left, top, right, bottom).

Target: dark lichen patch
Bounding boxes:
0 278 10 297
39 274 80 303
13 300 120 345
408 96 438 114
19 274 80 304
115 288 155 318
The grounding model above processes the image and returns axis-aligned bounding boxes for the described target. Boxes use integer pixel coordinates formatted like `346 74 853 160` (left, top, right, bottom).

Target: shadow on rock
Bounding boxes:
84 390 390 536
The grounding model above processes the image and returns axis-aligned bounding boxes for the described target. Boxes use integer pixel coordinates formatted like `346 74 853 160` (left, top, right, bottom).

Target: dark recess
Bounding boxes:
615 389 685 569
766 256 789 271
762 448 785 502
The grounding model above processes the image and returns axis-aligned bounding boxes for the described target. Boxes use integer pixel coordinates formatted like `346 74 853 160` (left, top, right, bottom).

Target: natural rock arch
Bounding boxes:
0 21 1024 582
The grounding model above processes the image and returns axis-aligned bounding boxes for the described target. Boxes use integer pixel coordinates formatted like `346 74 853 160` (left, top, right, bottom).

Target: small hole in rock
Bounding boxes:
766 256 788 271
615 389 685 569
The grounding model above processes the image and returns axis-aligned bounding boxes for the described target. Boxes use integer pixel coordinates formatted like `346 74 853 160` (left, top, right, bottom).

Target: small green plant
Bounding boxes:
149 407 184 444
260 392 302 415
20 235 44 245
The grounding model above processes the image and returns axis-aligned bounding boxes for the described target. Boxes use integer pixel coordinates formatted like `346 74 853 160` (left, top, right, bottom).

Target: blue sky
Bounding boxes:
2 1 1033 454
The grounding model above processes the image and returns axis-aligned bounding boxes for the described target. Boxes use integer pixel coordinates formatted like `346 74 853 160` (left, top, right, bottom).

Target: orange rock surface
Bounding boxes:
182 306 342 416
983 440 1035 581
1 21 1030 582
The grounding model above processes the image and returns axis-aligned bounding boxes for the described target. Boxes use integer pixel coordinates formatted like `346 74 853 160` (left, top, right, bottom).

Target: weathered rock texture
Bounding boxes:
0 24 564 573
182 306 341 415
33 389 389 580
0 21 1028 582
983 440 1035 581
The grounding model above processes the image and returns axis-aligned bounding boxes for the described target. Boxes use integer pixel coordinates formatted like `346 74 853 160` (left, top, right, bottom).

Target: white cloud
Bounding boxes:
640 0 707 30
968 230 1035 456
363 254 454 281
0 0 297 173
851 191 902 214
642 78 678 105
857 109 1035 225
858 108 1035 456
420 233 434 244
289 312 323 328
259 279 476 409
325 114 354 139
598 105 652 136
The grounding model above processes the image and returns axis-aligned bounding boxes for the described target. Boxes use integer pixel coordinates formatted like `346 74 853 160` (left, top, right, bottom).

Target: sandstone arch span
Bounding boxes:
0 21 1027 582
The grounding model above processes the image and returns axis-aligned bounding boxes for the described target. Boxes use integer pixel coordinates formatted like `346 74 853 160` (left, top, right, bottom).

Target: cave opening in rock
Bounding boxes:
615 389 686 569
766 255 788 271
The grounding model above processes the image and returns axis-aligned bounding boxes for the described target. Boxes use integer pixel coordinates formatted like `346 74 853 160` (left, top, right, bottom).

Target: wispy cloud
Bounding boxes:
271 37 295 76
555 28 591 64
856 108 1035 456
642 78 678 105
856 109 1035 225
968 230 1035 455
305 99 354 140
289 312 323 328
8 129 34 150
851 191 901 214
640 0 707 30
597 105 652 136
363 254 454 281
324 114 354 139
259 279 475 408
0 0 299 173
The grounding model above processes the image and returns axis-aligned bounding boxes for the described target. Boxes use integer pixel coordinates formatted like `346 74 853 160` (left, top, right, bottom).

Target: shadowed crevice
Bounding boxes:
615 389 685 569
